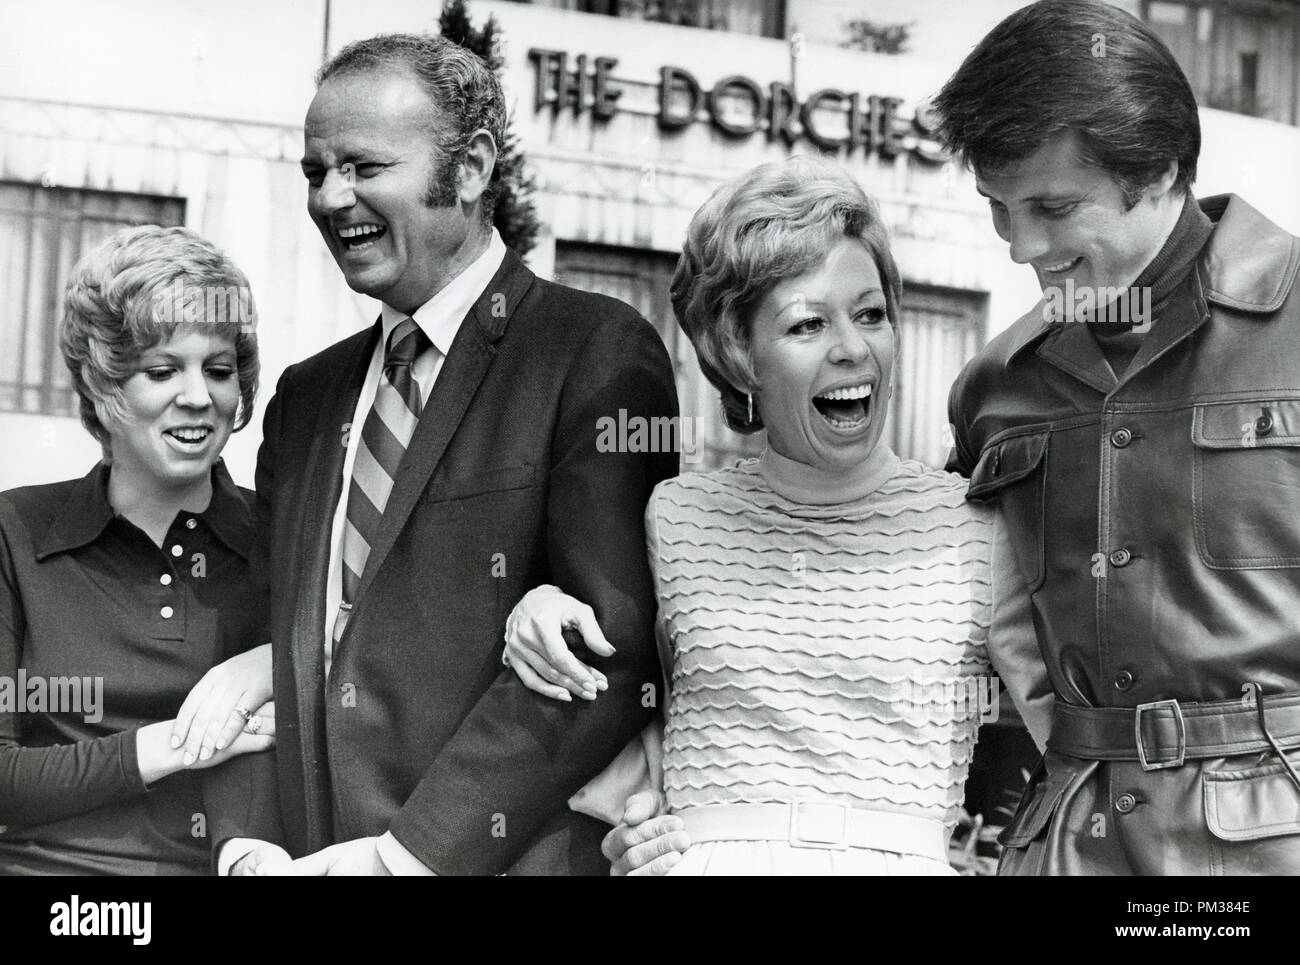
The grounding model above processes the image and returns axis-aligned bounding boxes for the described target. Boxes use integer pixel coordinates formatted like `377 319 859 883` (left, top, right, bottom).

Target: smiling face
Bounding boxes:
748 237 894 474
103 329 239 500
976 131 1182 298
302 68 478 313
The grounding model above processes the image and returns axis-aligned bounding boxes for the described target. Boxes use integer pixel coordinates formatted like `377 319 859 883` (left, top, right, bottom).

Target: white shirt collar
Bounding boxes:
378 229 508 355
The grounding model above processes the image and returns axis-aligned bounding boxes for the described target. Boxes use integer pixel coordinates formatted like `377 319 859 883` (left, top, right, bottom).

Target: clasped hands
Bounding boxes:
169 642 276 766
229 837 392 876
200 589 694 875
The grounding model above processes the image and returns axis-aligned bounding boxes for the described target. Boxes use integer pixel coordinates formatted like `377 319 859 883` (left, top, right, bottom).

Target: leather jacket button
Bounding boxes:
1109 548 1132 567
1256 412 1274 435
1115 793 1137 814
1114 670 1134 691
1111 428 1132 448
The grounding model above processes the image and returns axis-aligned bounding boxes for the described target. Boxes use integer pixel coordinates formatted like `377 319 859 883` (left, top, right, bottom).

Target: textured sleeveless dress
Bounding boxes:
652 445 995 875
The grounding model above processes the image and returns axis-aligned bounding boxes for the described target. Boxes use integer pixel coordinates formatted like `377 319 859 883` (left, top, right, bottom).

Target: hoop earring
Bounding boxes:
747 393 753 425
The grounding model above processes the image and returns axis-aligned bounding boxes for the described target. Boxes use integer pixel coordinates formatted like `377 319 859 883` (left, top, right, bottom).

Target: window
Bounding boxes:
1143 0 1300 126
0 183 185 417
886 284 986 469
534 0 785 40
554 241 985 470
554 241 763 470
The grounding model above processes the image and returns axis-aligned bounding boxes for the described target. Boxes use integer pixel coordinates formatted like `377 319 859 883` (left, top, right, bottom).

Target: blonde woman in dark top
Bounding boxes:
0 226 283 875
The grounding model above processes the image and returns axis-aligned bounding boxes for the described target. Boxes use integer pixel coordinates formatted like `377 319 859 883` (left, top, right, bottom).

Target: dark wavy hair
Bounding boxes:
932 0 1199 207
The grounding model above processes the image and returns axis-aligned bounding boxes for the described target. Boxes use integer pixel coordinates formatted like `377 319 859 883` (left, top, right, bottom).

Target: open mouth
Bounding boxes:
812 382 873 431
338 223 388 251
1039 256 1082 276
164 426 212 448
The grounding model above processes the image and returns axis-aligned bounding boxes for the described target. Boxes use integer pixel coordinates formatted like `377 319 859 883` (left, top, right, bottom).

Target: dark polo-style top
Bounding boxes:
0 461 280 875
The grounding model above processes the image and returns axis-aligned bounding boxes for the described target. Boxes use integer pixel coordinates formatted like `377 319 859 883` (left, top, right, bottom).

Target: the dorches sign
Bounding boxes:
528 49 945 162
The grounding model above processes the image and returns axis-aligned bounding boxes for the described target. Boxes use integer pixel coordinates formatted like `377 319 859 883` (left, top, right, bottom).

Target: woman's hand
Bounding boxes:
170 643 273 766
503 585 612 701
188 704 275 769
601 791 690 876
138 701 275 785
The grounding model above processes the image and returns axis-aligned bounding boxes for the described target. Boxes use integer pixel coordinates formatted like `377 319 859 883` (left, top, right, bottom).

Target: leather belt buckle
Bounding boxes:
1134 699 1186 770
789 801 850 850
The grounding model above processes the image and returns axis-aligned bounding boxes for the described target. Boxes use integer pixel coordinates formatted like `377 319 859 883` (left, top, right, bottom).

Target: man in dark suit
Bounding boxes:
245 33 677 875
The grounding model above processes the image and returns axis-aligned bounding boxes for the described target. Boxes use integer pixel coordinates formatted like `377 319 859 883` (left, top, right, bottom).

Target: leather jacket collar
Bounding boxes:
1002 194 1300 366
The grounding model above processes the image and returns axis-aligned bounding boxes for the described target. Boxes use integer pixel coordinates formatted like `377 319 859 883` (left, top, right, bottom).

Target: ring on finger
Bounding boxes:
234 705 251 720
245 715 263 734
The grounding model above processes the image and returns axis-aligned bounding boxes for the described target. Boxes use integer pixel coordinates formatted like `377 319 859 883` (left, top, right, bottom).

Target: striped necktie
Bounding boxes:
332 317 431 647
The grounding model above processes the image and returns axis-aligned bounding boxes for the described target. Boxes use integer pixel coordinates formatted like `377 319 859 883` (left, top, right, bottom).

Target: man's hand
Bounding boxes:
503 584 612 701
229 842 294 876
288 837 392 876
601 791 690 876
171 643 273 765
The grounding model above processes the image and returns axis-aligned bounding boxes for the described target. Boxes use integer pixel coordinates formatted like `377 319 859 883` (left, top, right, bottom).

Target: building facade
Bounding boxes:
2 0 1298 486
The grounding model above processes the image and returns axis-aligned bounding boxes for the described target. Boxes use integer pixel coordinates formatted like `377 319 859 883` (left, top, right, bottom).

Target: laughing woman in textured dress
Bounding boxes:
502 157 1052 875
0 226 284 875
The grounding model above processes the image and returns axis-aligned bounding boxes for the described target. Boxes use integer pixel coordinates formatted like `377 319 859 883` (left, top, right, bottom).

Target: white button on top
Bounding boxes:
161 606 174 619
160 573 173 587
185 518 197 530
171 545 182 557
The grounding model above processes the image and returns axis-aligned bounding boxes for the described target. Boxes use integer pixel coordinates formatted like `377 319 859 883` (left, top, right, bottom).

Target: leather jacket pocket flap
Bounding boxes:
1192 399 1300 449
998 758 1071 849
967 432 1049 502
1204 760 1300 841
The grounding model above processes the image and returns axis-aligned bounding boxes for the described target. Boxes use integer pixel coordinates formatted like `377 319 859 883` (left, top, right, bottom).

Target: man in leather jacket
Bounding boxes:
937 0 1300 874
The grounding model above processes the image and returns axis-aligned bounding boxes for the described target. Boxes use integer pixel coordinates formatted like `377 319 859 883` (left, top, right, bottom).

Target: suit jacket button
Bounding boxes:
1114 670 1134 691
1115 793 1137 814
1111 428 1132 448
1109 548 1132 567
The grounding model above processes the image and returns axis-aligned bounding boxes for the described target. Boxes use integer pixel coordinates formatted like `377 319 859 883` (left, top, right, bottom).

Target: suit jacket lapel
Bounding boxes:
350 250 536 609
293 324 377 668
289 323 376 846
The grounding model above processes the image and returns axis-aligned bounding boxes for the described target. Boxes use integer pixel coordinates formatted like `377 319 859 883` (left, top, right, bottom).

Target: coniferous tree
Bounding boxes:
439 0 541 256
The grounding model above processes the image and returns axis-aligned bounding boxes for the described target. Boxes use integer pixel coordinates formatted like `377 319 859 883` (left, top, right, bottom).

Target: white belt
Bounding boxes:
677 802 949 862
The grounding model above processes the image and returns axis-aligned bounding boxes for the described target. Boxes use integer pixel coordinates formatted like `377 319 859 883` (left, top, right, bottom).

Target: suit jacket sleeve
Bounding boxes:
201 750 285 870
251 369 286 608
565 488 674 826
387 309 678 875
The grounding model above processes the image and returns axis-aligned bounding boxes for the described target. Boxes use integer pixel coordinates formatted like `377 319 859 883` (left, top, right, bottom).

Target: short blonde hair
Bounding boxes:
670 156 902 433
60 225 259 451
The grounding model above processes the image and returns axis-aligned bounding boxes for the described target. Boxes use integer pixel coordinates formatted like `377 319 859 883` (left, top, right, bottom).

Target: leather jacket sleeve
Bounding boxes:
988 510 1054 753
